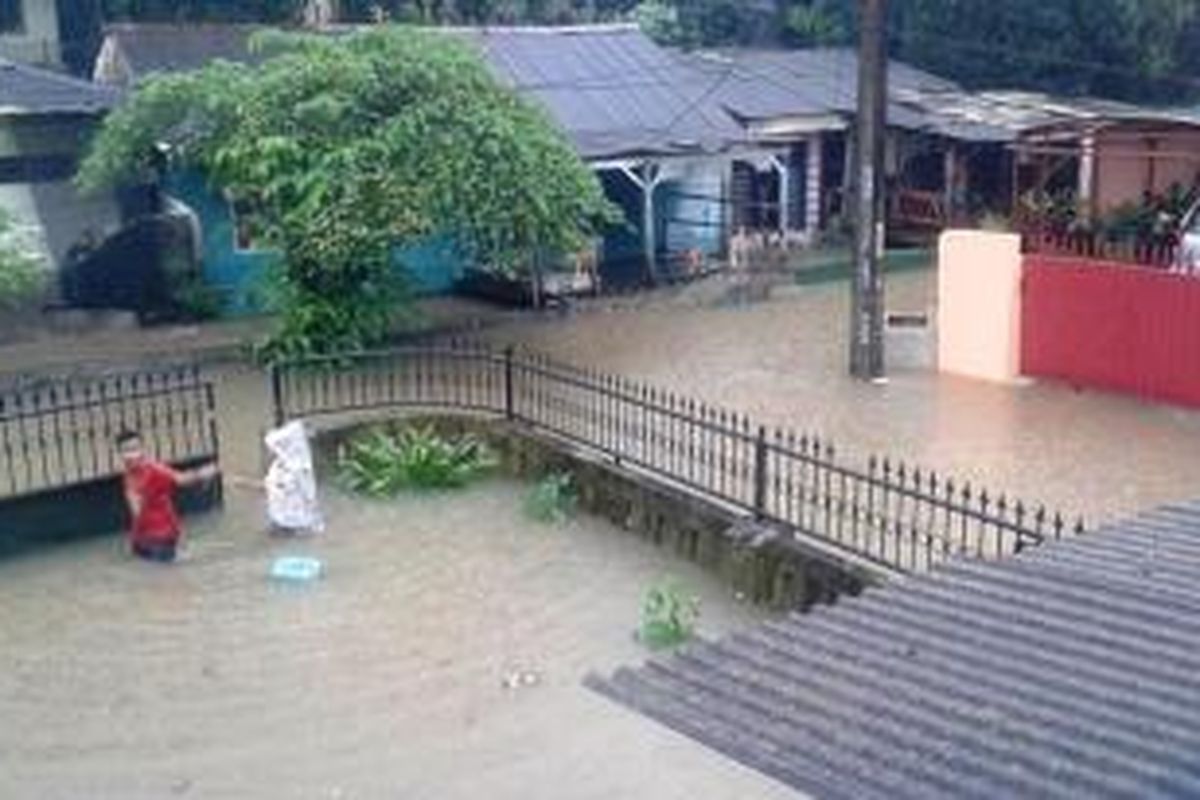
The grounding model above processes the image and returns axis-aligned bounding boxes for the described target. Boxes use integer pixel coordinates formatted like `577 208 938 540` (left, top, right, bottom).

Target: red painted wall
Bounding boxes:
1021 256 1200 408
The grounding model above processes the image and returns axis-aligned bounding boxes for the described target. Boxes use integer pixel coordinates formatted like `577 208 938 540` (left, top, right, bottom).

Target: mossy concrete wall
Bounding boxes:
315 415 879 612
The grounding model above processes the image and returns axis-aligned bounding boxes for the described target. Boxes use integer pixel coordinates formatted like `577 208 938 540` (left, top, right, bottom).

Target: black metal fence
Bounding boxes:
272 342 1083 572
0 365 220 501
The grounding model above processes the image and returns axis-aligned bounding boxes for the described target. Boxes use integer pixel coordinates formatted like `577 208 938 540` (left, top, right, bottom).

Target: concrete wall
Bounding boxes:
0 0 59 66
0 114 94 159
937 230 1024 384
0 179 119 269
0 115 120 293
315 416 876 612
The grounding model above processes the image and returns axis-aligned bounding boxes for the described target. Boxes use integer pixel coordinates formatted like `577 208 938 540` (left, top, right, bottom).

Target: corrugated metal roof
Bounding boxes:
0 59 118 116
589 499 1200 799
469 26 747 160
99 23 748 161
686 47 1014 143
967 90 1200 134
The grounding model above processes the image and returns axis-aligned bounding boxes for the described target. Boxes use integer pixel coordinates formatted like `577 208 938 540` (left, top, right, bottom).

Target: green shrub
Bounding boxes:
338 424 497 494
0 210 47 310
524 471 578 524
638 578 700 650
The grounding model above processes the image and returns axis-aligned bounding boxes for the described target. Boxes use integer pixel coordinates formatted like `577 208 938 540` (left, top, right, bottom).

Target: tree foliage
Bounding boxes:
887 0 1200 103
0 210 48 310
79 27 616 357
630 0 1200 104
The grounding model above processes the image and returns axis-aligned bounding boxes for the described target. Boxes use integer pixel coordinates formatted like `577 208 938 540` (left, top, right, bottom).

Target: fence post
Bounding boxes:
504 346 515 421
204 381 224 508
753 425 767 520
270 363 284 428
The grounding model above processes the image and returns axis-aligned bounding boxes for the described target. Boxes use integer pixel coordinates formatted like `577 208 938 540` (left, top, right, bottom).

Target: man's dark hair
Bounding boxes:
115 429 141 447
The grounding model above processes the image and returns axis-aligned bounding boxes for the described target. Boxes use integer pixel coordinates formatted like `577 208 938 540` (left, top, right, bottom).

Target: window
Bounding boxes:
227 193 266 252
0 0 23 34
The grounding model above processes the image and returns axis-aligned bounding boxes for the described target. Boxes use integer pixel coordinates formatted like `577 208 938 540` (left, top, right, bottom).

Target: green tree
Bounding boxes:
632 0 1200 103
781 0 848 47
79 26 616 358
887 0 1200 103
631 0 773 47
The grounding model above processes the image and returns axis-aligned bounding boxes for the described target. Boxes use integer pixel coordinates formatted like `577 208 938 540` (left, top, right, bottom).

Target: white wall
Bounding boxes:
0 181 121 296
937 230 1024 384
0 0 60 67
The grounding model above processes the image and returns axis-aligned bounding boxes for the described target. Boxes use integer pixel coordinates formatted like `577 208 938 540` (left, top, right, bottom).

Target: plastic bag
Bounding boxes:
264 420 325 534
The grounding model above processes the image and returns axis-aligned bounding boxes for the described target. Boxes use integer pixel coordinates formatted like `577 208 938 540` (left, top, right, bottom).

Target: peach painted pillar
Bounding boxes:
937 230 1024 384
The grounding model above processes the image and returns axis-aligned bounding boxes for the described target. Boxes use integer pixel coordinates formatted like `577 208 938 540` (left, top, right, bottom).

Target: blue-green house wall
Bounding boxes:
167 161 727 311
164 170 275 315
597 165 724 288
164 171 466 316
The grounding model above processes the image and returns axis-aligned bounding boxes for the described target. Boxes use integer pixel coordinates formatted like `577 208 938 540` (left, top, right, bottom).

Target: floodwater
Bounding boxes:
0 480 795 799
489 271 1200 526
5 266 1200 797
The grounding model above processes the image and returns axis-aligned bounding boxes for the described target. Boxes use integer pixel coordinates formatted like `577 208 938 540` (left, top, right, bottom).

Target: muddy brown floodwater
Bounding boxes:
490 270 1200 526
5 267 1199 798
0 480 800 800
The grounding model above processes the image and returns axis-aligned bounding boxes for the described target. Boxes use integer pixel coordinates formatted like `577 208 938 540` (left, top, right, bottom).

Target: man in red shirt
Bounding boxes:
118 429 220 563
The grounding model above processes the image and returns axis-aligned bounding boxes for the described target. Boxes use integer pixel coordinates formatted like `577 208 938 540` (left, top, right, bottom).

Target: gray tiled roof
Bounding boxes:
589 499 1200 799
469 26 747 160
0 59 118 116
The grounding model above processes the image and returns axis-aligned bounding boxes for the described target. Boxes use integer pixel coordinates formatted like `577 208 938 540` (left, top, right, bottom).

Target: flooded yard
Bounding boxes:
489 270 1200 525
4 266 1200 798
0 480 794 799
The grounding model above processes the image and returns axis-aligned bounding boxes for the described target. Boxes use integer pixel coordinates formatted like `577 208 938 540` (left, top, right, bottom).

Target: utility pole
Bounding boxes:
850 0 888 380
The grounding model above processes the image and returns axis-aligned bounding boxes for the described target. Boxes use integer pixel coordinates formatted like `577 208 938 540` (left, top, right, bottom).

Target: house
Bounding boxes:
92 23 264 90
0 58 120 294
0 0 61 68
467 25 759 287
92 23 775 295
89 22 1200 307
963 92 1200 221
686 48 1017 239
